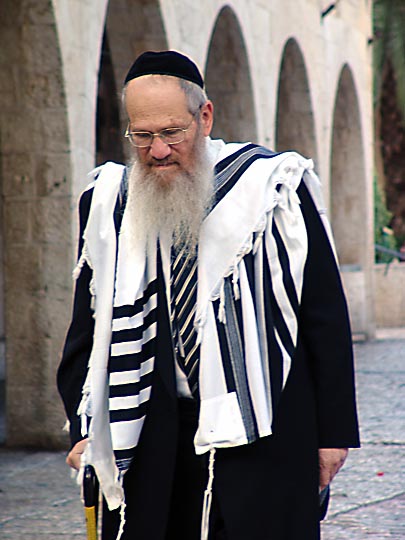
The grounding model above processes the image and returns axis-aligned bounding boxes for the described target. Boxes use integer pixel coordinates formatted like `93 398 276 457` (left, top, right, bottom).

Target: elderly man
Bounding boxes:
57 50 360 540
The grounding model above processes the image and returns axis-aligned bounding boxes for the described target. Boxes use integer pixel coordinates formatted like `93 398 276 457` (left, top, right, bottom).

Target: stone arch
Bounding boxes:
97 0 168 165
205 6 257 143
0 0 71 445
275 38 318 163
330 65 366 268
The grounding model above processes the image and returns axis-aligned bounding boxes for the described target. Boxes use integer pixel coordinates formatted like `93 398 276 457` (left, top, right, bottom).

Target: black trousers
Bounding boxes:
102 398 226 540
165 399 227 540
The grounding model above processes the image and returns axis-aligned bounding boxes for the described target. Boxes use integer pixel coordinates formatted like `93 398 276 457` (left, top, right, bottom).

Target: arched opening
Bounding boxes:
330 65 369 335
275 38 318 163
0 0 71 445
98 0 168 165
331 65 366 268
96 29 125 166
205 6 257 143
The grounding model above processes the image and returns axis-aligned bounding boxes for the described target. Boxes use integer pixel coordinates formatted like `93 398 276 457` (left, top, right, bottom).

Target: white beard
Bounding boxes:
125 136 214 256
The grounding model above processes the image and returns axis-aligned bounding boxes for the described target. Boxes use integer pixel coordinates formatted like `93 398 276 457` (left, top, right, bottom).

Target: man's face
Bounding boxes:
125 76 213 187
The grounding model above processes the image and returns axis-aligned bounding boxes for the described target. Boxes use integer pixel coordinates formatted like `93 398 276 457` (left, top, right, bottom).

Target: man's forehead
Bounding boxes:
126 76 187 108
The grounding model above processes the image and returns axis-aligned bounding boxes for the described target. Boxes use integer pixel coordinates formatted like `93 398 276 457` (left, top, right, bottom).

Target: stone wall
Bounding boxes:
374 264 405 328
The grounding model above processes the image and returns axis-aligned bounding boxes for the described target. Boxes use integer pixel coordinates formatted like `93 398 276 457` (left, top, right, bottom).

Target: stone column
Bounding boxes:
0 0 72 447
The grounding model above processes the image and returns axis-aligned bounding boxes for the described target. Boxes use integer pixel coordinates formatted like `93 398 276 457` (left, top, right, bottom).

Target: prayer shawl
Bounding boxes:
75 140 333 515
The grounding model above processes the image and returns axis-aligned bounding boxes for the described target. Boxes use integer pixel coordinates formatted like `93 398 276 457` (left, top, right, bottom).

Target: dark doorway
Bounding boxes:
96 29 125 166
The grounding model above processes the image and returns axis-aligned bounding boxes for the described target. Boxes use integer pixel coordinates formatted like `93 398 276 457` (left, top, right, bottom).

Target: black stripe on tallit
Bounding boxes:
259 241 283 413
213 146 281 209
263 240 295 359
243 251 256 297
109 371 153 399
214 143 260 174
112 280 158 319
272 222 299 318
111 309 157 344
214 278 259 443
213 299 236 394
110 399 150 423
108 339 156 371
214 144 280 175
267 292 295 361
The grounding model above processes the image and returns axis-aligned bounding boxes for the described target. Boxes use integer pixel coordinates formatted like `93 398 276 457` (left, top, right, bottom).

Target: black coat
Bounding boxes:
57 179 360 540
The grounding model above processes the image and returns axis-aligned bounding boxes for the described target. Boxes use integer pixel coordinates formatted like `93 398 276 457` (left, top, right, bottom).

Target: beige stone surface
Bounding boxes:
374 264 405 328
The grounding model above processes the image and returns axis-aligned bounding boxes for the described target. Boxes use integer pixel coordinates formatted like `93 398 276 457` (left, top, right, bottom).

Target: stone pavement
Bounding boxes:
0 330 404 539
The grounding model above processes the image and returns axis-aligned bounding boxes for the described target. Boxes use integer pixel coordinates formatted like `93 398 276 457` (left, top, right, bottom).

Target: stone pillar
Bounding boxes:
0 0 72 447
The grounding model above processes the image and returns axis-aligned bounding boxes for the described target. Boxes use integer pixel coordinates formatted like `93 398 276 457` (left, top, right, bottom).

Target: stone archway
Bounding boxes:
331 65 366 268
275 38 318 163
97 0 168 165
0 0 71 445
205 6 257 143
330 64 369 334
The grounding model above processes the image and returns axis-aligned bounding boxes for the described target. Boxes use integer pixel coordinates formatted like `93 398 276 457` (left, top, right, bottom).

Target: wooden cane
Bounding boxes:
83 465 99 540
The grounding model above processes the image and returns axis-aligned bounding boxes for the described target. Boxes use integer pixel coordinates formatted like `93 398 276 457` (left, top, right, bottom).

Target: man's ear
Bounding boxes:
200 100 214 137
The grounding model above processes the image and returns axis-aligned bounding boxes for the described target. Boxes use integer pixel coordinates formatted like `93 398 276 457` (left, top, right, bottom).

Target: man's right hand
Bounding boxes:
66 439 88 470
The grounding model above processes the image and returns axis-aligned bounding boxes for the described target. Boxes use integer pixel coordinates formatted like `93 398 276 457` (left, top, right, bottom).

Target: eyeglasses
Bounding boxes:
125 112 198 148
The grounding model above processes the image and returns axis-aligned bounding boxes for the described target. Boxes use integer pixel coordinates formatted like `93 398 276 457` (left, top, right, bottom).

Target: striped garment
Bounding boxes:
76 140 329 513
106 142 310 469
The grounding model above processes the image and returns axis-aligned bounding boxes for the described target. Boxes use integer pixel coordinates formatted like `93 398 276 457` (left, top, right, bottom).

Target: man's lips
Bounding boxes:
149 161 178 168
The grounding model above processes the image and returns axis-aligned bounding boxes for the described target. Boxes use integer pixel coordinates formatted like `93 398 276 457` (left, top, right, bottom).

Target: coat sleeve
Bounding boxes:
297 180 360 449
57 188 94 448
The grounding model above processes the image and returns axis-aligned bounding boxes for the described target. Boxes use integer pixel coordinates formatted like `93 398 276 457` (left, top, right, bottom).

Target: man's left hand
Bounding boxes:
318 448 348 491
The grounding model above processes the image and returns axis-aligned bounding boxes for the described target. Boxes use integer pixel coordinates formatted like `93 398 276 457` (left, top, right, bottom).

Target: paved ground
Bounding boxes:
0 330 404 539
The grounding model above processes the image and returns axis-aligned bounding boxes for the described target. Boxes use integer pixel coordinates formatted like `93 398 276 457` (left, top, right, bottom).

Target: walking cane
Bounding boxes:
83 464 99 540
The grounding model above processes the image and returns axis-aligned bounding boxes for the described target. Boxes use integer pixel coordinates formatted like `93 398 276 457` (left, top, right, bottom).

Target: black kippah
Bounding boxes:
124 50 204 88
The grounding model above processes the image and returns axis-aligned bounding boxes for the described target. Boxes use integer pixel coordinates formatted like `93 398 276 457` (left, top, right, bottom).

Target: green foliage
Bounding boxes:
373 0 405 122
374 177 398 262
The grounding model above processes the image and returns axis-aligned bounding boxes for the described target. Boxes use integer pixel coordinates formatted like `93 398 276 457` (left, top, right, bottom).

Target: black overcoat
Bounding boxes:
57 178 360 540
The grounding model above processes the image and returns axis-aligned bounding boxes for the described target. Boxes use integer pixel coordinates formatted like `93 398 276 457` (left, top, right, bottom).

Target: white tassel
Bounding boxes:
72 242 92 280
115 499 127 540
253 230 264 255
218 282 226 323
72 253 86 281
113 474 127 540
232 266 240 300
77 384 91 438
200 448 216 540
89 276 96 311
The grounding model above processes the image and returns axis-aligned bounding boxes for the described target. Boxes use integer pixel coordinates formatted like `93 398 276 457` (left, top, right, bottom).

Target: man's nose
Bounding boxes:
149 136 172 160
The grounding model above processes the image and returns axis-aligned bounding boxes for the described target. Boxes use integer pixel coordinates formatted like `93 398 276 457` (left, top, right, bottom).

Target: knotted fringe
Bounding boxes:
200 448 216 540
73 242 96 312
77 374 92 438
115 497 127 540
218 283 226 323
73 242 92 280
